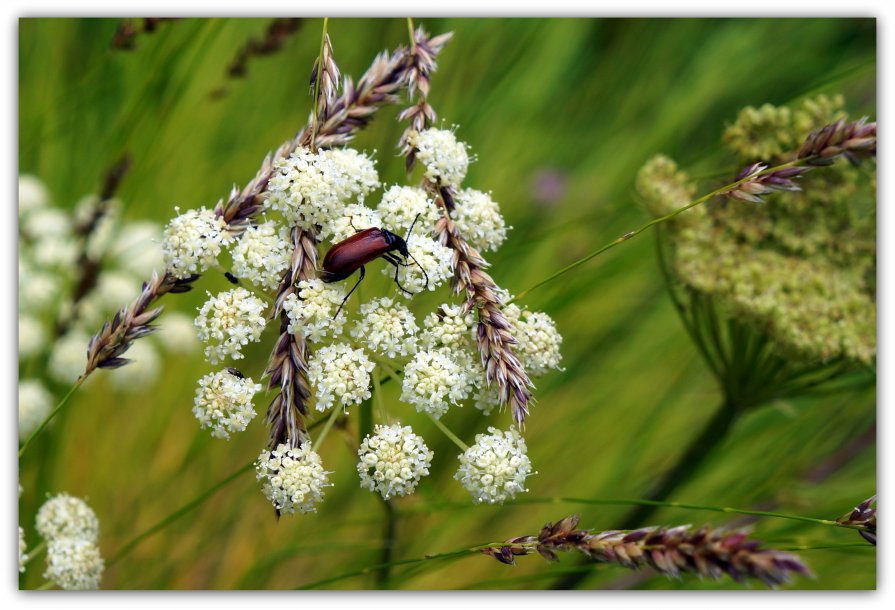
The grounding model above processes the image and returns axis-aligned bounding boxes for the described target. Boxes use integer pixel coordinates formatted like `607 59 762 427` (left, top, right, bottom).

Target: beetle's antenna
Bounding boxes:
406 251 429 290
406 212 422 240
333 266 366 320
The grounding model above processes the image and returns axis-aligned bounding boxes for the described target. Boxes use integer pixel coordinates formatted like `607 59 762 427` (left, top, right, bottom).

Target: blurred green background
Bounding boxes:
18 17 875 589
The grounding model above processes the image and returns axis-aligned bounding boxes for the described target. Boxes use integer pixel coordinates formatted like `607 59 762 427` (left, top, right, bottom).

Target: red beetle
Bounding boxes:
321 214 428 318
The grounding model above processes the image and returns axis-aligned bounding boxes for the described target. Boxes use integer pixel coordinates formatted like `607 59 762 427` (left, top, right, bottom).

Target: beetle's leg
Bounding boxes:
333 266 365 320
383 254 414 296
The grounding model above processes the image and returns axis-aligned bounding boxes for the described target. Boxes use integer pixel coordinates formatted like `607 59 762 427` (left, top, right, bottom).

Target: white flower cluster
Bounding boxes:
505 305 564 376
267 147 379 238
256 443 330 514
308 343 375 412
357 424 433 499
420 304 476 351
44 538 105 590
18 380 52 442
162 206 233 279
376 185 439 233
230 221 291 290
36 493 100 542
283 279 348 342
455 427 533 504
35 493 104 589
193 369 262 439
409 128 470 187
401 348 474 418
452 189 508 252
195 288 267 364
351 297 418 358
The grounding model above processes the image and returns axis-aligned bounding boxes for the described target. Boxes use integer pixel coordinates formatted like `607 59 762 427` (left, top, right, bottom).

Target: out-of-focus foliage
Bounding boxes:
18 18 875 589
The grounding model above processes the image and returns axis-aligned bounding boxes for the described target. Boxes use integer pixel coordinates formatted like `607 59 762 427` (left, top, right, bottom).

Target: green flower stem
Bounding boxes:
514 158 810 302
24 540 46 565
19 377 84 458
428 414 469 451
372 368 389 424
313 404 343 452
35 581 54 590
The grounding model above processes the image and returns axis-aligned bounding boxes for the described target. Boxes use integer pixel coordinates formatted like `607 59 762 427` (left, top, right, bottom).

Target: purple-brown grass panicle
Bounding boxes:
484 514 812 588
798 117 877 166
836 496 876 545
724 163 808 203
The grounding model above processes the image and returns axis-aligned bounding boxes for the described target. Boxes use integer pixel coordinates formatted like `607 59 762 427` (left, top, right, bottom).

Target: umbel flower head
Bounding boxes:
35 493 100 543
162 206 233 279
308 343 375 412
376 185 439 233
420 303 476 351
44 538 105 590
452 188 508 252
408 127 470 187
455 427 533 504
195 288 267 364
193 369 262 439
639 95 876 365
326 203 383 243
283 279 347 342
229 221 291 290
401 348 473 418
505 306 564 376
351 297 419 358
256 443 330 514
266 147 379 238
357 424 434 499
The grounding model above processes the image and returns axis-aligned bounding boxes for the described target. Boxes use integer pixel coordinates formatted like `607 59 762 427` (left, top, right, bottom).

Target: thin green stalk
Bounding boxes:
515 158 809 301
19 377 84 458
24 540 46 565
107 460 255 567
375 498 398 589
313 405 343 452
372 368 388 424
407 17 415 49
429 414 469 451
35 581 54 590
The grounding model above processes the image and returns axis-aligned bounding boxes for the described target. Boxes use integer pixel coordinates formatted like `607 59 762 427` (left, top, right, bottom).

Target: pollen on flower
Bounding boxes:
385 233 453 296
230 221 291 291
193 369 262 439
455 427 533 504
35 493 100 543
316 148 380 204
326 203 383 244
255 443 330 515
376 185 439 233
162 207 233 279
408 127 470 187
282 279 347 342
308 343 375 412
452 189 508 252
401 348 473 418
351 297 418 358
194 288 267 364
44 538 104 590
357 424 433 499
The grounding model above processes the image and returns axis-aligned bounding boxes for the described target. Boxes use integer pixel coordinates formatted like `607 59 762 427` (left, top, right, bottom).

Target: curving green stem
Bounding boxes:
19 377 84 458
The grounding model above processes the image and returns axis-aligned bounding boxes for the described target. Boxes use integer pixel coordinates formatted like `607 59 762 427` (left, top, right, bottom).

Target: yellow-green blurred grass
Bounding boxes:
19 17 875 589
